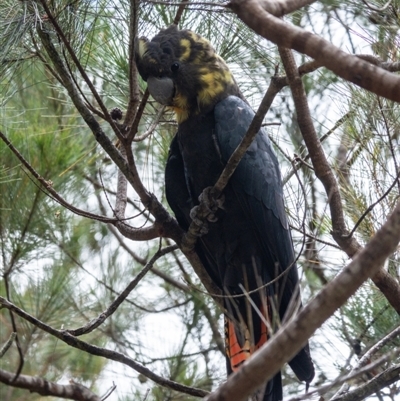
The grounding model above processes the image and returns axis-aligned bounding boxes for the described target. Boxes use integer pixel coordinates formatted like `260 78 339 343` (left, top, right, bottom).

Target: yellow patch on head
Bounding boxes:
179 38 191 61
189 32 210 48
197 68 235 106
137 38 148 59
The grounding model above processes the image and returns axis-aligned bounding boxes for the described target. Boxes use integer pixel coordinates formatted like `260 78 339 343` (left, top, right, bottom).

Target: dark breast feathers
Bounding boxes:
165 96 314 388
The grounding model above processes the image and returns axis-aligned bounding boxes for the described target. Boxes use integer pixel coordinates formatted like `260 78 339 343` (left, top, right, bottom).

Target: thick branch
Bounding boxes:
229 0 400 102
257 0 318 17
206 199 400 401
278 47 359 253
0 368 101 401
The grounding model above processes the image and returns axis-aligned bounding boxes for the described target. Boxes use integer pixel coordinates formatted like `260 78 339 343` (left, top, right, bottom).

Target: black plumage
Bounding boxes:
135 25 314 401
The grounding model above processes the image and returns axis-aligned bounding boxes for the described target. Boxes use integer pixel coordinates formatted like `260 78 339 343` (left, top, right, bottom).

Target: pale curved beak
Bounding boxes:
147 76 175 106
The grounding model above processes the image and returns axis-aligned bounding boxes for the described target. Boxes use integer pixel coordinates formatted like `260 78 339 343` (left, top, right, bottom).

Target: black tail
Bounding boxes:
260 372 282 401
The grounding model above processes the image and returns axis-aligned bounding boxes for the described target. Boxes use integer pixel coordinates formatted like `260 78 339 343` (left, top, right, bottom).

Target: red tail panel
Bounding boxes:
225 305 269 372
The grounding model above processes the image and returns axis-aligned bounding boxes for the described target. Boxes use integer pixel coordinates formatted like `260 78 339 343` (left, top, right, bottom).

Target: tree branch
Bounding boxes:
344 171 400 239
0 368 101 401
332 324 400 398
278 46 360 253
124 0 141 127
0 131 117 224
256 0 318 17
276 46 400 314
331 364 400 401
0 332 16 358
0 297 209 398
66 245 177 336
229 0 400 102
173 0 191 25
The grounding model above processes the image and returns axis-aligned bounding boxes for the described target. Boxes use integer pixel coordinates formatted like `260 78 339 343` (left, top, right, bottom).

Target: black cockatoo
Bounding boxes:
135 25 314 401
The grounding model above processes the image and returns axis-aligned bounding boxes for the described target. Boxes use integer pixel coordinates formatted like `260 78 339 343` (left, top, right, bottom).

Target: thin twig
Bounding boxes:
286 350 400 401
343 170 400 239
38 0 123 140
133 106 165 142
361 0 392 12
67 244 177 336
128 89 150 141
0 131 118 224
283 112 353 185
0 333 16 358
100 382 116 401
